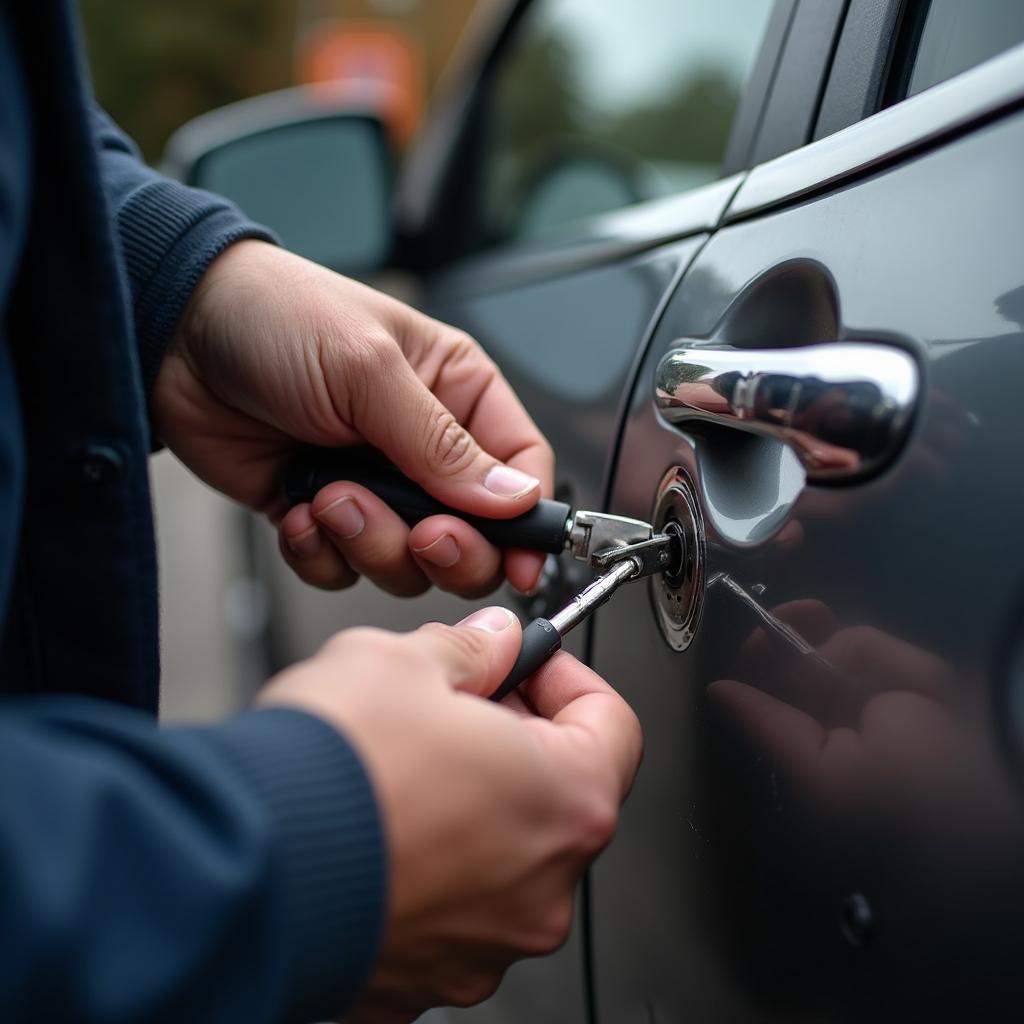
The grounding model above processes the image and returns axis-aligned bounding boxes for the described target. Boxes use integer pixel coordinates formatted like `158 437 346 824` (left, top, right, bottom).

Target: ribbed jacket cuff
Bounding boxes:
115 179 277 404
200 707 386 1023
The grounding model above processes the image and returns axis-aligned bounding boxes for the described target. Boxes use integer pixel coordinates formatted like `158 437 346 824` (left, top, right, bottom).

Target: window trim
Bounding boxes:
724 39 1024 223
879 0 932 107
813 0 906 140
720 0 799 174
746 0 851 166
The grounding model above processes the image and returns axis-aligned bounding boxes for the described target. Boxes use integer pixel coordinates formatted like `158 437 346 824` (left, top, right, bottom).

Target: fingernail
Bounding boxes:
484 465 540 498
457 606 515 632
412 533 459 568
316 496 364 539
286 524 321 559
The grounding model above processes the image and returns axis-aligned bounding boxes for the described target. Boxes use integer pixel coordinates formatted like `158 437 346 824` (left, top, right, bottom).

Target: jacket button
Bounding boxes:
78 445 124 484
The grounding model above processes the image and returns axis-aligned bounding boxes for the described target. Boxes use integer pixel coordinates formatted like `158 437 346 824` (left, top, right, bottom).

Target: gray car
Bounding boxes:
167 0 1024 1020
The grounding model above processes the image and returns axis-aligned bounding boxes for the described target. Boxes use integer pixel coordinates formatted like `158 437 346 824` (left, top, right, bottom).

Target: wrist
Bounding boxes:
170 238 275 357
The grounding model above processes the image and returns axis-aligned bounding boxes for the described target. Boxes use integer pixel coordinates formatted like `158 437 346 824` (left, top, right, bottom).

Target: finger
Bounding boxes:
448 360 555 497
409 607 522 695
500 689 535 718
348 341 544 520
707 679 830 778
408 516 503 598
521 652 643 800
709 679 864 793
312 482 430 597
735 598 837 670
401 322 555 501
820 626 954 701
731 600 858 726
278 504 358 590
772 518 805 553
504 549 546 595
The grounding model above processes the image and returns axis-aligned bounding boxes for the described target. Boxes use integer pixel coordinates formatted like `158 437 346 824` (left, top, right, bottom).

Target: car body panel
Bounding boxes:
589 99 1024 1023
427 174 741 296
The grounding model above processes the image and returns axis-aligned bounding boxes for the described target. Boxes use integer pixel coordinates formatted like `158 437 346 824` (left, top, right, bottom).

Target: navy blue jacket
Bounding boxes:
0 3 384 1020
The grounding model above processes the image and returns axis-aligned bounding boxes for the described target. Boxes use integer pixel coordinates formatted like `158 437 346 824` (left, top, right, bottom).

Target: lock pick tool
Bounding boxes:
285 448 684 700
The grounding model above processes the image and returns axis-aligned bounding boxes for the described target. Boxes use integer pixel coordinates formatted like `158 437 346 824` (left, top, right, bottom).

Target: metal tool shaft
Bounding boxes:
490 557 641 702
549 558 639 636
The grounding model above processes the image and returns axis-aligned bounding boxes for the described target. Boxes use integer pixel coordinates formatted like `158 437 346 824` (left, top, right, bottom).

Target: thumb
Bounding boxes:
409 607 523 696
356 353 541 518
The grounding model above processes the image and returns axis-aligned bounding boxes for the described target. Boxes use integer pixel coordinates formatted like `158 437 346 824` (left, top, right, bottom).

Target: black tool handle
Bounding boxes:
489 618 562 702
285 447 571 553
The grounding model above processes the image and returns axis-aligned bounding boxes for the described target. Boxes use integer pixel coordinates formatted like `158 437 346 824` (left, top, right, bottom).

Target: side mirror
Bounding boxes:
164 86 393 274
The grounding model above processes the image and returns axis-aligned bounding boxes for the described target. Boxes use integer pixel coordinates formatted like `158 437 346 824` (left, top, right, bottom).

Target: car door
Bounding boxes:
588 3 1024 1021
254 2 795 1020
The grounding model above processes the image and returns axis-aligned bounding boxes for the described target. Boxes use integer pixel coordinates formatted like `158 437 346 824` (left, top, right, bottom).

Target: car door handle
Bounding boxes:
654 342 920 482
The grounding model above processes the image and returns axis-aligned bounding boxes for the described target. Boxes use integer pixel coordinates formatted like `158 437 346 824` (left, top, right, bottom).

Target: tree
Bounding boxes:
81 0 299 161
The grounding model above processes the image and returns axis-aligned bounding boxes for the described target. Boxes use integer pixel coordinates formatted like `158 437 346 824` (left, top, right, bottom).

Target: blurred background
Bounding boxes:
83 0 478 161
82 0 482 721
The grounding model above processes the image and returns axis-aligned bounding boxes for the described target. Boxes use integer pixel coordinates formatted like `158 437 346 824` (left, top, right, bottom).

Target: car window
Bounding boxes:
474 0 774 249
889 0 1024 103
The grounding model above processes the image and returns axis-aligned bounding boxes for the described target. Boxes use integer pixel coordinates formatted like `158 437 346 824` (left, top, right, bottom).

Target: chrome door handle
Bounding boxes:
655 342 919 482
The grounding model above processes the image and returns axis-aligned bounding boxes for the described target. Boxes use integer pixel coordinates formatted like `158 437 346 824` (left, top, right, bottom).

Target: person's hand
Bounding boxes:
154 241 554 596
257 607 642 1022
707 602 1011 839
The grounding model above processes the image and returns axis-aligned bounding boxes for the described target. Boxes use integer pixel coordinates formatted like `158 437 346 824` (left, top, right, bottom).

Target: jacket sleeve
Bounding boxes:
0 697 385 1023
90 107 278 406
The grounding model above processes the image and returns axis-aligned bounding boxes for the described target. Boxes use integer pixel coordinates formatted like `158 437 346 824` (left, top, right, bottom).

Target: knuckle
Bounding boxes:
572 792 619 854
447 329 478 357
341 333 401 409
432 622 491 667
348 331 397 375
424 409 476 477
537 901 575 954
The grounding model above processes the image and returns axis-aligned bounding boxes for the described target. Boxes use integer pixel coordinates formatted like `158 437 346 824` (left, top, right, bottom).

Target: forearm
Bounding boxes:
91 108 277 405
0 696 384 1023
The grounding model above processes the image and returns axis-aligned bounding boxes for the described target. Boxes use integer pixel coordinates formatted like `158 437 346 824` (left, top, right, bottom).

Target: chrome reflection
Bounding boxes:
655 342 920 482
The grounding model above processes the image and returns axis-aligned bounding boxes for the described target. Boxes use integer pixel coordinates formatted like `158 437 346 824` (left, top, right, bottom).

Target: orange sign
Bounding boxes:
298 20 424 145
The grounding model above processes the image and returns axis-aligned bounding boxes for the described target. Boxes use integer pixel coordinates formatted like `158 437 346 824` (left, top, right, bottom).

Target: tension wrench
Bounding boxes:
285 446 683 699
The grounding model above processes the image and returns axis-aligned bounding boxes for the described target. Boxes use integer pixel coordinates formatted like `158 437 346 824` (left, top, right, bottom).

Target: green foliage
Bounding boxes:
492 29 583 156
80 0 298 162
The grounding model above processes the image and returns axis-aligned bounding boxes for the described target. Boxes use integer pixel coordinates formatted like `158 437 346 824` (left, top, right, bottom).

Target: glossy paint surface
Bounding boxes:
409 238 705 1024
590 108 1024 1022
